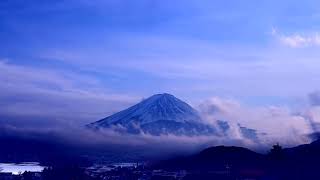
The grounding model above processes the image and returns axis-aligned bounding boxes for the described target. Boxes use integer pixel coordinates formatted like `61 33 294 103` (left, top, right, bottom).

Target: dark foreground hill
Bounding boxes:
153 146 266 179
154 146 264 171
153 140 320 179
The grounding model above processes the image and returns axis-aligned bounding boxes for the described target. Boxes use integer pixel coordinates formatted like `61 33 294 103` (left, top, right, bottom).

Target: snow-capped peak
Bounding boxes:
88 93 215 136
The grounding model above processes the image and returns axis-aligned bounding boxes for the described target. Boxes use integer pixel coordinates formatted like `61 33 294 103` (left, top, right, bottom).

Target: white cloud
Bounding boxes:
280 34 320 48
272 27 320 48
199 97 313 146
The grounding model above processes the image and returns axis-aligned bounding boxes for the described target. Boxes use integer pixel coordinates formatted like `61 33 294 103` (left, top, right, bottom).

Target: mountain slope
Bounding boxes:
88 93 216 136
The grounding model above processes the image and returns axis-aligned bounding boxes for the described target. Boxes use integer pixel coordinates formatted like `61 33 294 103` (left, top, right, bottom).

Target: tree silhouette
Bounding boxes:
269 143 284 161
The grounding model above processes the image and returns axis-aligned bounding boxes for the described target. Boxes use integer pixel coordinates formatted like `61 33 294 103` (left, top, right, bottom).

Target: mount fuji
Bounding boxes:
88 93 216 136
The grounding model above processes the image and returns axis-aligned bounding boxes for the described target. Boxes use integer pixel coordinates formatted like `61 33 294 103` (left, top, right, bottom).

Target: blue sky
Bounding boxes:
1 0 320 126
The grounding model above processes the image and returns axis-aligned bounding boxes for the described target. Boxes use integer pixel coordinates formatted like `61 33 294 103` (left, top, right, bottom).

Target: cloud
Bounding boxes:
272 27 320 48
309 91 320 106
0 60 138 126
0 124 253 161
302 91 320 132
199 97 312 146
37 32 320 101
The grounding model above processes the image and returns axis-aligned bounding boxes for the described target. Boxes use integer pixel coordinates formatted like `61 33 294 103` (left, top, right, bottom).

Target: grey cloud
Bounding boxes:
309 91 320 106
0 124 255 161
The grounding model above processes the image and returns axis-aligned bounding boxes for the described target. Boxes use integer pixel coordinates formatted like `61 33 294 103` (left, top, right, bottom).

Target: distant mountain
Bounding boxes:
88 93 216 136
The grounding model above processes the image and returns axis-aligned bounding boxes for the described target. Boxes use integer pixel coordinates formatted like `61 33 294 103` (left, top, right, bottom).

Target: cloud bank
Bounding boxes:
199 96 314 146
